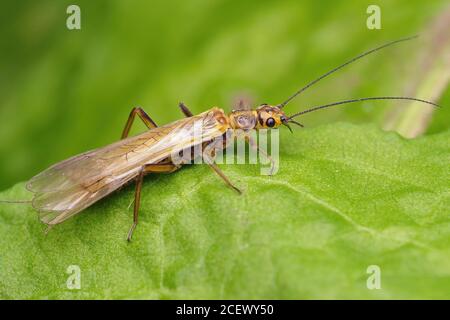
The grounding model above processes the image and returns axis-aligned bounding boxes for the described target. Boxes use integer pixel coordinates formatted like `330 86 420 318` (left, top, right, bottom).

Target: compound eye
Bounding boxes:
266 117 275 127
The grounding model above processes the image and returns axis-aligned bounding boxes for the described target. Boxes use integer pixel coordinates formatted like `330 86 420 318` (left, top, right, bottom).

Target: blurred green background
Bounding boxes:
0 0 449 191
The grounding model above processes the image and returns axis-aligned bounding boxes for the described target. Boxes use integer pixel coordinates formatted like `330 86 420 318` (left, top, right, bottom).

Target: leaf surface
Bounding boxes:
0 124 449 299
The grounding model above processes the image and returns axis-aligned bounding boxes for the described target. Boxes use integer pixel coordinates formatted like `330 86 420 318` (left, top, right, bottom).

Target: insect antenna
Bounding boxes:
277 35 419 109
288 96 440 120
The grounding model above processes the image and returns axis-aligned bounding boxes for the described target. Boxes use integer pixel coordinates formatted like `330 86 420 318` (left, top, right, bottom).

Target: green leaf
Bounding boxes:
0 123 449 299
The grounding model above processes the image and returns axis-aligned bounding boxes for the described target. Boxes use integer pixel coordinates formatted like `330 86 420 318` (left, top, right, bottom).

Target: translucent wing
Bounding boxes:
236 99 249 110
27 109 226 225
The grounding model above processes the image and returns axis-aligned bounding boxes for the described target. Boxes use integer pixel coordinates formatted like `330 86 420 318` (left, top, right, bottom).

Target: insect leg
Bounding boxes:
127 162 180 241
203 142 241 194
121 107 158 139
144 163 180 173
178 102 194 117
127 168 144 242
207 161 242 194
246 136 276 176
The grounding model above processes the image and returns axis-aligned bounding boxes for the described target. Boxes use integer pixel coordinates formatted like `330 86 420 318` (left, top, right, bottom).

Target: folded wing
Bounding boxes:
27 110 224 225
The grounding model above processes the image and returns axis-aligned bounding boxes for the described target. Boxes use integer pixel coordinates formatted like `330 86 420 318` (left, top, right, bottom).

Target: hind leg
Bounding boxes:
122 107 158 139
127 163 179 241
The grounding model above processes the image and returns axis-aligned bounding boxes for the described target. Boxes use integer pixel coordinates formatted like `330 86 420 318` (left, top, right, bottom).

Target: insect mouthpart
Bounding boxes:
287 118 304 128
281 115 304 133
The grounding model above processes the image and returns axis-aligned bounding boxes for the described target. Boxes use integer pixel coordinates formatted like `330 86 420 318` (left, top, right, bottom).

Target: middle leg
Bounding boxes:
178 102 194 117
203 140 241 194
178 104 241 193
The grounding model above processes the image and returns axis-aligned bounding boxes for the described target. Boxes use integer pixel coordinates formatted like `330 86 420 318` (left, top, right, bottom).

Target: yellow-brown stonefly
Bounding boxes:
3 36 439 241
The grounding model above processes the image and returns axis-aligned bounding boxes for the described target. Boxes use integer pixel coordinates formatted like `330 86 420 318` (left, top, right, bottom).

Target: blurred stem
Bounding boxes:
383 7 450 138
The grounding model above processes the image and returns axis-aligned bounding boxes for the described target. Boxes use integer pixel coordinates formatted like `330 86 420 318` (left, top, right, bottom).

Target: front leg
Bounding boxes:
246 135 277 176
